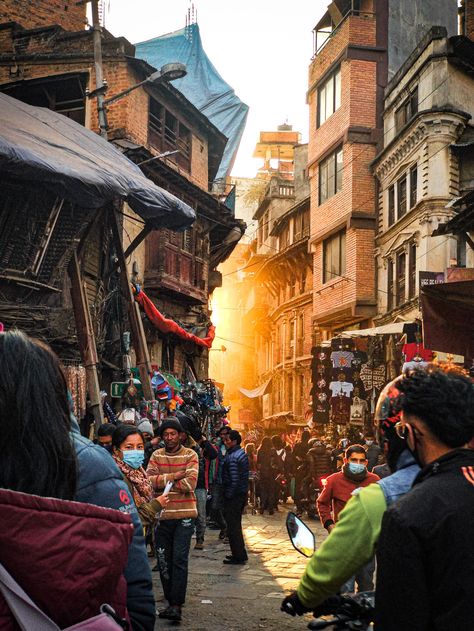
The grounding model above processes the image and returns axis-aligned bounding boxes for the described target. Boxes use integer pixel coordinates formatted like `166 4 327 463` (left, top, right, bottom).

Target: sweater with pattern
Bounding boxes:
146 445 198 520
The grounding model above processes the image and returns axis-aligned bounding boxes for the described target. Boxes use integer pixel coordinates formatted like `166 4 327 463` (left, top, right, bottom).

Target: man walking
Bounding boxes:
317 444 379 592
222 430 249 565
375 367 474 630
147 418 199 622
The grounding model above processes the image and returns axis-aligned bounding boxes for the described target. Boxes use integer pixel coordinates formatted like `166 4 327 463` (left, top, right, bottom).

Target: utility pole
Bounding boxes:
90 0 108 138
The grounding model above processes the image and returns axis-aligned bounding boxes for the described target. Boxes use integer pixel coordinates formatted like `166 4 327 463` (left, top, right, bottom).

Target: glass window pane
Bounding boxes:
325 76 334 118
340 231 346 275
319 85 326 125
336 149 343 192
334 68 341 111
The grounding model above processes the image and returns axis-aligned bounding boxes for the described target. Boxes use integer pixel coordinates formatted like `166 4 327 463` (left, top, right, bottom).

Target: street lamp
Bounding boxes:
103 63 187 106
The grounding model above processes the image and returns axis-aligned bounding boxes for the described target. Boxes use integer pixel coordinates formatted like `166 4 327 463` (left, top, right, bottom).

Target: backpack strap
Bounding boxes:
0 562 59 631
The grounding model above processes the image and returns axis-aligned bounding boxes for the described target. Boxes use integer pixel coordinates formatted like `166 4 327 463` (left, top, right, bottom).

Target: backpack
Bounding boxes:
0 562 127 630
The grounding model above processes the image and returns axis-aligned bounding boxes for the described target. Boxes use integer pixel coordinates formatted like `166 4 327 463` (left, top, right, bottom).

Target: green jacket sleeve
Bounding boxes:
297 483 386 608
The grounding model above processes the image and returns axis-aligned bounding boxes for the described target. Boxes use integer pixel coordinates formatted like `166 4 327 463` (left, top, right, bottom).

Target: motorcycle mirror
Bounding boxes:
286 512 316 558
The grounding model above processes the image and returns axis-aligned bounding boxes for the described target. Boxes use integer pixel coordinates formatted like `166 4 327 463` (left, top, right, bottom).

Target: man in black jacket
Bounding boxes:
222 430 249 565
376 366 474 631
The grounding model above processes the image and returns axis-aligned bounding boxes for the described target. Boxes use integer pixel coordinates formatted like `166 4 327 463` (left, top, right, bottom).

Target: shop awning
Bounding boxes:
421 280 474 357
0 94 195 229
239 379 272 399
339 322 412 337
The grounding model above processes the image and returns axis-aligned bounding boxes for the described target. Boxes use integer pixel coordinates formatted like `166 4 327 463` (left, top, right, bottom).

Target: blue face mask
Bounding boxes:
123 450 145 469
348 462 366 475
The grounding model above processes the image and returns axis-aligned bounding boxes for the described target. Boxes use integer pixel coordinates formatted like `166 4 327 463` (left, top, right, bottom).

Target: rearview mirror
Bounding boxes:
286 512 316 557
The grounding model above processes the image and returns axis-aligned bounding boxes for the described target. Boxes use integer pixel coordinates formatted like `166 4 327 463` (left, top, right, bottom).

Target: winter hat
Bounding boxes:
137 419 153 435
158 418 184 436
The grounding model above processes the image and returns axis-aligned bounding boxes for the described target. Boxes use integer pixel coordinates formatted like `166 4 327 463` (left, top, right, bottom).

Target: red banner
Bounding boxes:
134 288 215 349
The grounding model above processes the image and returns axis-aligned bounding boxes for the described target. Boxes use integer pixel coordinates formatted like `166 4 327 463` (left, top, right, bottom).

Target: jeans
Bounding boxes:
223 493 248 561
340 557 375 593
195 488 207 543
155 518 195 606
210 482 227 530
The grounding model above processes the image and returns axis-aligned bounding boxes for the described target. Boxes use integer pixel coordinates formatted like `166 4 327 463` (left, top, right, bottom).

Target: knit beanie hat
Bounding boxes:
158 417 184 436
137 419 153 435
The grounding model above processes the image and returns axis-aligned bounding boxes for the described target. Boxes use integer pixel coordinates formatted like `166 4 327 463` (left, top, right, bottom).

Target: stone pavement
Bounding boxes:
153 505 327 630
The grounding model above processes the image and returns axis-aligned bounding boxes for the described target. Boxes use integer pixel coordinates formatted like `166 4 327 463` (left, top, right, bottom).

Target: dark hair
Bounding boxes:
258 436 273 454
397 367 474 448
345 444 367 459
217 425 231 435
301 430 310 443
228 429 242 444
271 434 283 450
0 330 76 500
98 423 116 437
111 424 144 450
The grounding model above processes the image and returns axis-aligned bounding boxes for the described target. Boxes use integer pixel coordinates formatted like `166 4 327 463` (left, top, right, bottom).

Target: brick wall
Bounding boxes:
463 0 474 39
0 0 86 32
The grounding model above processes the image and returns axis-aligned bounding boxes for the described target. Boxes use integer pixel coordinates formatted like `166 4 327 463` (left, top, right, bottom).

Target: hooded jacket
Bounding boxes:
0 488 132 630
71 427 155 631
376 448 474 631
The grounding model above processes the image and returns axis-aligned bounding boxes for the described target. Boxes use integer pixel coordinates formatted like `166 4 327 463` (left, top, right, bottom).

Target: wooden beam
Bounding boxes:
68 251 102 433
110 206 154 400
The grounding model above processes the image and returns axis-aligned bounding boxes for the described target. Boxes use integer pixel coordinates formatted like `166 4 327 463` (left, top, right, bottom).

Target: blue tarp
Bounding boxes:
136 23 249 181
0 93 195 229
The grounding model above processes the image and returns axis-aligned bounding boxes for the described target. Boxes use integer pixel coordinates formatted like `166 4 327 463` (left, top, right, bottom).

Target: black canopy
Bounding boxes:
0 93 195 229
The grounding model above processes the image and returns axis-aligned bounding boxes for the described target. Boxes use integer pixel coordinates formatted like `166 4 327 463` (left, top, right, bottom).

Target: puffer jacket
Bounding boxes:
222 445 249 498
307 444 333 480
71 424 155 631
0 487 133 630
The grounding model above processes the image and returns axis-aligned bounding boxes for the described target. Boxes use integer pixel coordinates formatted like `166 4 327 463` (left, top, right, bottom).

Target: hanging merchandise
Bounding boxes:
350 395 368 426
64 363 87 421
311 345 332 424
133 286 215 348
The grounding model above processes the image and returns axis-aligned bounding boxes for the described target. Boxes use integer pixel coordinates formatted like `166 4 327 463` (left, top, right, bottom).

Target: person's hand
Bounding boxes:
174 470 186 481
157 494 170 508
281 591 310 616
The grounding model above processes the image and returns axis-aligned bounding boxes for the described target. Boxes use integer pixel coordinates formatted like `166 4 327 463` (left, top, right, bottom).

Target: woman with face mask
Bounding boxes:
112 424 169 527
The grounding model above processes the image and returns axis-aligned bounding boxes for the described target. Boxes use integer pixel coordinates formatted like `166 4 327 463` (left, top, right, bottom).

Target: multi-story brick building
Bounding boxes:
0 0 244 380
373 27 474 324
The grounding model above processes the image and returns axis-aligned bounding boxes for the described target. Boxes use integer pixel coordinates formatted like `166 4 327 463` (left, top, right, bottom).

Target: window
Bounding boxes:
408 243 416 299
323 230 346 283
287 374 294 409
396 252 406 306
397 175 407 219
289 275 296 298
319 147 343 204
297 314 304 355
388 185 395 226
300 270 306 293
409 165 418 208
148 97 191 172
318 66 341 126
395 86 418 132
387 261 394 311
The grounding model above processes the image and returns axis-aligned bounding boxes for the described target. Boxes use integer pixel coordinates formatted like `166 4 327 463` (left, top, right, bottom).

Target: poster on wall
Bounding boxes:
419 271 445 288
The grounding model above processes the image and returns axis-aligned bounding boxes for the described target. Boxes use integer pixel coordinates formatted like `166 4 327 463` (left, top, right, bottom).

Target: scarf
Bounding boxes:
342 463 368 483
113 455 153 508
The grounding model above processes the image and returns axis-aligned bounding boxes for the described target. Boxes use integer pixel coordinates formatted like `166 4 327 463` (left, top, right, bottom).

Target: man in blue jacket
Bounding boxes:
222 430 249 565
71 420 155 631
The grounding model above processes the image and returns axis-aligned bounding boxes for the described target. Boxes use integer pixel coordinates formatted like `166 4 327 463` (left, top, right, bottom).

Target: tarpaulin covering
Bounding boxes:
0 94 195 229
135 288 215 348
421 280 474 357
136 23 249 180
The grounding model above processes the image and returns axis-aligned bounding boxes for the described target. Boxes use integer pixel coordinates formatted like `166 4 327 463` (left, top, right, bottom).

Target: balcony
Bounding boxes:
312 2 375 58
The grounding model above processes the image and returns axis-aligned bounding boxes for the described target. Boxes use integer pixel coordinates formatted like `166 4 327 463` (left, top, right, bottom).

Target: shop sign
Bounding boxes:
111 381 144 398
419 271 445 288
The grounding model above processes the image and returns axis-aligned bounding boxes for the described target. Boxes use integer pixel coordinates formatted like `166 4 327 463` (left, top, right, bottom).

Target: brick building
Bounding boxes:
373 27 474 325
0 0 244 381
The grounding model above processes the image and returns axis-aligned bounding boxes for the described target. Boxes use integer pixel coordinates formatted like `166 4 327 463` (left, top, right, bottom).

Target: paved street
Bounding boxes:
153 504 327 630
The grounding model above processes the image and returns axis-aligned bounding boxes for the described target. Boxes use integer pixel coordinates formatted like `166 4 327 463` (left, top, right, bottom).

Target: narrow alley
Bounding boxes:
153 507 327 630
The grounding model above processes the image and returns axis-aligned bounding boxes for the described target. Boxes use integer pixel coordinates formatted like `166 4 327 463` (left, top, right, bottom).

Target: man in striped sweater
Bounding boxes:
147 418 198 622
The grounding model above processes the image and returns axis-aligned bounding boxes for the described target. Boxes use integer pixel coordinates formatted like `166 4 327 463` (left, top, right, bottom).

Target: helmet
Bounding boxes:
374 376 403 437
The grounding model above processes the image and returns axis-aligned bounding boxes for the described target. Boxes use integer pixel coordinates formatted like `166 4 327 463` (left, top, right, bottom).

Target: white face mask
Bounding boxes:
366 440 374 446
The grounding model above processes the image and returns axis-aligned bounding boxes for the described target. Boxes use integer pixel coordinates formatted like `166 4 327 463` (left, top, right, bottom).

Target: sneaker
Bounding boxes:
223 537 229 544
218 530 227 540
194 541 204 550
158 606 173 619
151 563 159 572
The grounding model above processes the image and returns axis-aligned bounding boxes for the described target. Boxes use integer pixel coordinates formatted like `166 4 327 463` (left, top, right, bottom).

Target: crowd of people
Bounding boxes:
1 329 473 631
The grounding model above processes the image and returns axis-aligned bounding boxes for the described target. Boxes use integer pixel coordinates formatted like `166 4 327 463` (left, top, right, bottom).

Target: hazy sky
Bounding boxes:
103 0 325 177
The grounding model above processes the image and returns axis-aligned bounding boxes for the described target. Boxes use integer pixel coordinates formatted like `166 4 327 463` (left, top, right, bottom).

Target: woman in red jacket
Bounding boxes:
0 330 133 629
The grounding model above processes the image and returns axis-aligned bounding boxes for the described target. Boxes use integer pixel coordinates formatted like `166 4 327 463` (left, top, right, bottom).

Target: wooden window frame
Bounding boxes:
317 66 341 127
322 229 346 283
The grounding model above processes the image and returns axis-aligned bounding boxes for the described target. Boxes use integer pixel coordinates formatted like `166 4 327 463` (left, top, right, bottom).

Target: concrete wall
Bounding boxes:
388 0 458 79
